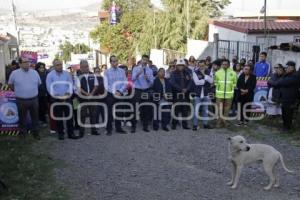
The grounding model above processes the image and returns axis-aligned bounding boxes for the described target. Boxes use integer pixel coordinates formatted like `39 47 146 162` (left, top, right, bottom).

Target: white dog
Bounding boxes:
227 135 294 190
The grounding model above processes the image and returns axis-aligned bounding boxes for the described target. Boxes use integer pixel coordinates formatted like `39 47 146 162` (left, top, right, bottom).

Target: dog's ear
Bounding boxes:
227 137 231 141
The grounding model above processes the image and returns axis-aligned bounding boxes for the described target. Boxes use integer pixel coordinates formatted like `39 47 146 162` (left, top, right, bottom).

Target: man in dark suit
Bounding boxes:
77 60 99 137
273 61 299 132
170 58 193 130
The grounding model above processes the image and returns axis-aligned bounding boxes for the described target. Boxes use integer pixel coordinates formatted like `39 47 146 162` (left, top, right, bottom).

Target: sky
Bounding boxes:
0 0 299 13
0 0 162 11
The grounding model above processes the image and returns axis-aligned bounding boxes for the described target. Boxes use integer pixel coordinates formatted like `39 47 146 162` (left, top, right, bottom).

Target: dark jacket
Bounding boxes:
170 69 192 93
95 76 105 96
152 77 172 102
191 68 212 97
78 73 97 101
38 72 48 97
170 69 192 101
236 73 257 101
273 72 299 104
267 73 282 103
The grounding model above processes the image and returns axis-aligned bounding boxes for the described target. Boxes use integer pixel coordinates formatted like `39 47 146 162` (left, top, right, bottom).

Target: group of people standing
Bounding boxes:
6 51 300 140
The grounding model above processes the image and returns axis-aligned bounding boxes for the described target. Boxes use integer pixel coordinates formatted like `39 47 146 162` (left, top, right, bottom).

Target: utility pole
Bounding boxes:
11 0 20 57
263 0 267 42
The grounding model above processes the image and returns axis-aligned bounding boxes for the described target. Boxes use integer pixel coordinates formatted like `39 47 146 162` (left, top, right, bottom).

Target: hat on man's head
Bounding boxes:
176 58 186 66
285 61 296 68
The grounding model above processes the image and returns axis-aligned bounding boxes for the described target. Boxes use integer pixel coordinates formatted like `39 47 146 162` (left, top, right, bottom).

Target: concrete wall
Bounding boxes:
209 24 248 42
0 42 10 83
269 49 300 70
186 39 214 60
150 49 167 69
0 43 6 83
247 34 300 45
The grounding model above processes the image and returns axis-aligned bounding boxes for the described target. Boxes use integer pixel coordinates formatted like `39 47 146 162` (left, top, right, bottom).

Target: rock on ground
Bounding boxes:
45 126 300 200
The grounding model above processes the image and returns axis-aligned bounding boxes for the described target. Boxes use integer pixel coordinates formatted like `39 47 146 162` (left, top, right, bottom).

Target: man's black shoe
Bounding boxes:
143 128 150 132
153 127 159 131
203 124 213 129
116 129 127 134
131 127 136 133
171 125 176 130
58 134 64 140
192 126 197 131
91 131 100 136
183 126 190 130
106 131 112 136
32 133 41 140
79 132 85 138
162 127 169 132
68 134 79 140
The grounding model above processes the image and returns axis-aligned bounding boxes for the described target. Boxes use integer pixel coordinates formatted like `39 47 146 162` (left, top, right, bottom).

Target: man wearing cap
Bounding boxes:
170 58 193 130
267 64 284 116
8 57 41 139
214 59 237 128
273 61 299 132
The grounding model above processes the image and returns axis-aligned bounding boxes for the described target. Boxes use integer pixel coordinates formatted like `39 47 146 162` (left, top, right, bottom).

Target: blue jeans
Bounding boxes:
193 96 209 127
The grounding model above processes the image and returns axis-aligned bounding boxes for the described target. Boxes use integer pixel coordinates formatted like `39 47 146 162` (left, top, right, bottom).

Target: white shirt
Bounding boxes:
192 70 213 98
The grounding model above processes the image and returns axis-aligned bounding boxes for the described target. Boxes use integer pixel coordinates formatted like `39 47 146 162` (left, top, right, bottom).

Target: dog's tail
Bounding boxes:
279 153 294 174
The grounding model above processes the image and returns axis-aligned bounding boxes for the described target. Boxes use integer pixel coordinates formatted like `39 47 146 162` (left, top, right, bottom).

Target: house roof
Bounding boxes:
232 10 300 18
0 34 9 42
210 19 300 34
98 11 109 19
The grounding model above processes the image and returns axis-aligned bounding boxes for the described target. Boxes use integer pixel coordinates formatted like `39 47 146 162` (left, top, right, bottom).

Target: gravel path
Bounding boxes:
46 125 300 200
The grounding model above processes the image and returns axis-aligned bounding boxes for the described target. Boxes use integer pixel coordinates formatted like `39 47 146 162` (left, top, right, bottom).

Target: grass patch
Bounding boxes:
225 114 300 146
0 134 69 200
248 115 300 146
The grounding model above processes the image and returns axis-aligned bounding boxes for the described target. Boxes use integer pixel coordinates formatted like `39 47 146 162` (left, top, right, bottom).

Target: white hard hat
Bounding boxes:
176 58 186 66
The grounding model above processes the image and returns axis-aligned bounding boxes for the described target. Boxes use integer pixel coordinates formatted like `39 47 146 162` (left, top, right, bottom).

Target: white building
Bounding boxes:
208 19 300 46
0 33 18 83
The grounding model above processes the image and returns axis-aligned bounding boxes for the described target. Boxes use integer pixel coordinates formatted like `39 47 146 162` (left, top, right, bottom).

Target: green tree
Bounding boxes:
74 43 90 54
59 41 74 62
58 42 91 62
156 0 230 51
90 0 230 61
90 0 151 62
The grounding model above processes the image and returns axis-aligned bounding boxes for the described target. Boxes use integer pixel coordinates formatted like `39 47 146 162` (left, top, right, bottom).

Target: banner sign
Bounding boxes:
110 1 120 25
0 85 19 136
252 77 270 113
21 51 38 66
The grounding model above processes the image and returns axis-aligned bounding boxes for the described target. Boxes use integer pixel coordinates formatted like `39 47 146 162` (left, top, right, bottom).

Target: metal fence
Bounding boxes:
216 40 268 62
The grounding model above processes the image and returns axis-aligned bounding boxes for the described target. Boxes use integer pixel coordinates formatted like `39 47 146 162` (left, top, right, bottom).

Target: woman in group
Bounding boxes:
94 66 105 126
230 62 244 116
152 68 172 131
236 64 257 126
35 62 48 127
267 64 284 117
